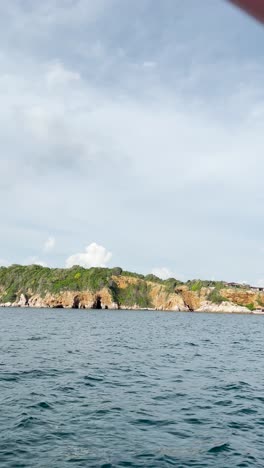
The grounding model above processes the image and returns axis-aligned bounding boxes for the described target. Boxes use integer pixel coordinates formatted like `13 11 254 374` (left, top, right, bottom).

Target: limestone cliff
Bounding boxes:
0 264 264 314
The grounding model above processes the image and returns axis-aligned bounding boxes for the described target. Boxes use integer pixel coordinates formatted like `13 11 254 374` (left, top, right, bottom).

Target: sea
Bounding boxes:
0 308 263 467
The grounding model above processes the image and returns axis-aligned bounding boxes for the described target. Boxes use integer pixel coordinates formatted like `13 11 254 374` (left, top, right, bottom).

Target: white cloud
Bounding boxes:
46 62 80 88
44 236 55 252
0 1 264 285
1 1 113 33
66 242 112 268
256 279 264 287
25 256 48 267
152 267 177 280
0 258 9 267
142 61 157 68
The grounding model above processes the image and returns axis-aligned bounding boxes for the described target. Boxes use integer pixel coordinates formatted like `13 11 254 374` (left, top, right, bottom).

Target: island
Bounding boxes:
0 264 264 314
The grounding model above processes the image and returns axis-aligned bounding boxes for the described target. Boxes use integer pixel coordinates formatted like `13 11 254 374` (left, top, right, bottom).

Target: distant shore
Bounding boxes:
1 264 264 315
1 303 264 315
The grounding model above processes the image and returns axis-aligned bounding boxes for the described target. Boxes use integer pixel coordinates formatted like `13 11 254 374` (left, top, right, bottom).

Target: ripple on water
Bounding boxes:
208 442 231 453
28 401 53 410
83 375 104 383
16 416 39 429
0 308 264 467
214 399 233 406
27 336 47 341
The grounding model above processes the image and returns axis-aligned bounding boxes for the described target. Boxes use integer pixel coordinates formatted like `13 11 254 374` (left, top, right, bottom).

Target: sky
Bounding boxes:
1 0 264 285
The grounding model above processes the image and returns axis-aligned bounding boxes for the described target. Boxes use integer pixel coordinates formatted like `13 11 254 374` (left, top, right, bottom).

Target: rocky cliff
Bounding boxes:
0 264 263 314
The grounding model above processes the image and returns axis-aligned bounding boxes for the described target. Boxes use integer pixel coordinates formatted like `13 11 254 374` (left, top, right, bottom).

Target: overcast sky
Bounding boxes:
1 0 264 284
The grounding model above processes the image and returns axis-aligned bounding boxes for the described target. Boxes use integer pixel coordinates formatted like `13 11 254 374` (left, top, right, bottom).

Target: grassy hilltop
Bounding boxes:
0 264 181 308
0 264 263 312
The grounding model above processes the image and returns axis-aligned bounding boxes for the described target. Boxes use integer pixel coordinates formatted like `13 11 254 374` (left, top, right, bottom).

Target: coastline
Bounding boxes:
0 302 263 315
1 265 264 316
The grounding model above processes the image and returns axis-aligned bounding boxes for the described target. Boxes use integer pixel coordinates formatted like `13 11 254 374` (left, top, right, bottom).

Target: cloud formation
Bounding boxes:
66 243 112 268
46 62 80 88
152 267 184 281
0 1 264 285
25 257 48 267
44 236 55 252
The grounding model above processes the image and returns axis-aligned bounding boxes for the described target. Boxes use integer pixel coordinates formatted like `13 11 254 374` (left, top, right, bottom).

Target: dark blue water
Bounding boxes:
0 308 264 467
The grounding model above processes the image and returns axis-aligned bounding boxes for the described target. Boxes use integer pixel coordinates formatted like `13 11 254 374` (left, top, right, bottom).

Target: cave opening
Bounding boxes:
93 296 102 309
72 296 80 309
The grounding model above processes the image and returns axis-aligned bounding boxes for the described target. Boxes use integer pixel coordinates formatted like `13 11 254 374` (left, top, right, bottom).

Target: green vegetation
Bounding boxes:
1 284 17 303
117 281 153 308
144 274 162 283
144 275 183 294
0 265 114 300
0 264 159 308
107 279 119 304
189 280 204 293
186 279 228 302
163 278 183 294
207 288 226 305
257 295 264 307
0 265 257 311
111 267 123 277
121 270 145 280
187 279 225 291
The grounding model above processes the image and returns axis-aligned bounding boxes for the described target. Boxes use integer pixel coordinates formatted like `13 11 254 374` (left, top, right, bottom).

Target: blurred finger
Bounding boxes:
229 0 264 23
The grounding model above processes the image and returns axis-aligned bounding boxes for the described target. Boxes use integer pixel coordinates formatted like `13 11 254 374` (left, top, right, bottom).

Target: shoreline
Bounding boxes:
1 304 264 315
1 265 264 316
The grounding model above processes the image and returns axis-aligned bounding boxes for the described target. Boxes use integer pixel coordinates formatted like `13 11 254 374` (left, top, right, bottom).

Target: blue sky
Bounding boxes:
1 0 264 285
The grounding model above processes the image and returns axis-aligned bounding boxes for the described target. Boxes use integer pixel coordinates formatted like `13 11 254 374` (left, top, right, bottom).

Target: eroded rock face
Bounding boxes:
180 289 202 311
17 294 28 307
1 273 264 314
148 284 188 311
221 289 261 308
197 301 251 314
26 288 119 310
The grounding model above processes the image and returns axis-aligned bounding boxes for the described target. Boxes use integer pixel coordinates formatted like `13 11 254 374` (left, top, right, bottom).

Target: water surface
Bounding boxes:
0 308 264 467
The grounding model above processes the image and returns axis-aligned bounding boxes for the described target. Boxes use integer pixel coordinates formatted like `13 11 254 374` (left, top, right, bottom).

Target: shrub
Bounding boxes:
257 295 264 307
144 274 162 283
207 288 226 304
163 278 183 294
122 270 145 280
108 280 119 304
111 267 123 276
1 284 18 303
117 281 153 308
190 280 203 293
187 279 225 290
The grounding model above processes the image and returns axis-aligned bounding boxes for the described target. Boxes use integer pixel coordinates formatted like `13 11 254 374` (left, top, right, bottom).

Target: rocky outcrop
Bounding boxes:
220 288 261 308
17 294 29 307
148 284 188 311
180 288 203 311
196 301 251 314
8 288 119 310
1 266 264 314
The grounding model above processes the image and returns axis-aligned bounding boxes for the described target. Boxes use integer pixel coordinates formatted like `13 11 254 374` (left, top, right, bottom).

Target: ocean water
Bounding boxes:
0 308 264 468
